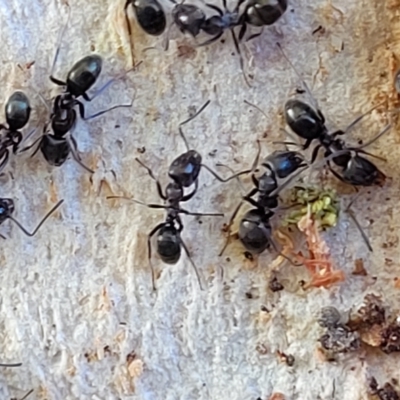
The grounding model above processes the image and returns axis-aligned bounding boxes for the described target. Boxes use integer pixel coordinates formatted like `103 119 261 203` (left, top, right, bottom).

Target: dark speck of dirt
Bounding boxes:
380 323 400 353
115 124 120 128
226 257 231 262
245 292 253 299
269 277 284 292
137 146 146 154
244 251 254 261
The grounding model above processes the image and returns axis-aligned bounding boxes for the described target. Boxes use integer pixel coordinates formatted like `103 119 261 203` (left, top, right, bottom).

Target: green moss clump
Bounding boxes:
283 186 340 230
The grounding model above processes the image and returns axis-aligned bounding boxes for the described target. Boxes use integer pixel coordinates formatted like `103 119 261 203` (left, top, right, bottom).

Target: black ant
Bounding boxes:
278 43 390 187
0 92 31 173
124 0 167 63
169 0 251 84
0 198 63 238
22 8 135 173
219 139 307 256
108 100 252 290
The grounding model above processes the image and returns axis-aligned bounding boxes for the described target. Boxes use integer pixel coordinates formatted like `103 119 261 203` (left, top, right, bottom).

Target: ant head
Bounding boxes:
131 0 167 36
5 91 31 131
168 150 202 187
0 198 14 221
285 99 325 141
262 150 305 179
66 55 103 97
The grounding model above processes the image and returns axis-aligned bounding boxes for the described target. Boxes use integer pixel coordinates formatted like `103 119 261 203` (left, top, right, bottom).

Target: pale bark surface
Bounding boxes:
0 0 398 399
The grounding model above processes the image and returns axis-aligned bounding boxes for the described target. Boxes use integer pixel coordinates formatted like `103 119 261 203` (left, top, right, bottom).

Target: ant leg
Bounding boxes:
0 362 22 367
49 4 71 85
219 200 244 257
219 187 258 256
246 28 264 42
354 149 386 162
68 136 95 174
0 150 10 174
18 136 43 156
310 144 322 163
342 102 386 136
16 128 37 153
147 223 166 291
231 29 251 87
349 124 391 151
135 158 166 200
238 22 247 41
345 194 373 252
181 239 204 290
8 200 64 237
20 389 34 400
234 0 246 12
124 0 135 66
267 232 302 266
276 42 320 113
326 160 347 184
163 23 173 51
204 3 223 16
176 218 204 290
197 31 224 47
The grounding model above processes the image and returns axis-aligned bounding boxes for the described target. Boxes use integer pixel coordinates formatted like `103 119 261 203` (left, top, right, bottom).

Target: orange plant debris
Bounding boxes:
295 209 345 289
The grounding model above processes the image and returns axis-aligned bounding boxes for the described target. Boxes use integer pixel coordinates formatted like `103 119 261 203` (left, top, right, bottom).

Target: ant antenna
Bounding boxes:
50 4 71 79
215 163 247 193
178 100 211 150
276 42 319 112
349 123 391 152
342 101 386 136
8 199 64 237
107 196 223 217
0 362 22 367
